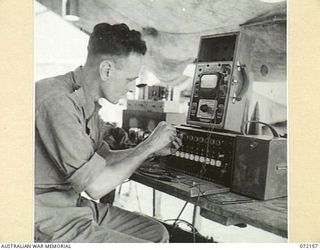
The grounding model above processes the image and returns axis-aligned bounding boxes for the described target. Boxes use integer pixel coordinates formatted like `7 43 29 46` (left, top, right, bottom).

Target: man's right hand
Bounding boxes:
145 121 178 154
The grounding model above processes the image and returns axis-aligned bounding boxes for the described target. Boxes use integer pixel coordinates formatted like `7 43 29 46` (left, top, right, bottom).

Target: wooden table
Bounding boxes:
131 170 287 238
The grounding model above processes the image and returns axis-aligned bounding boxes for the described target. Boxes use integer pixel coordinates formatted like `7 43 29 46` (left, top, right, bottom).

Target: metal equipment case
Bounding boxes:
231 135 287 200
187 10 286 134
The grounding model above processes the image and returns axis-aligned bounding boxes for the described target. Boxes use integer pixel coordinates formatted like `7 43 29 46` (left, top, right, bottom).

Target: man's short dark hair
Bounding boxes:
88 23 147 57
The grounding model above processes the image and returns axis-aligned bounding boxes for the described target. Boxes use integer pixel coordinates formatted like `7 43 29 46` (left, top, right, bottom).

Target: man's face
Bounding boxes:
100 53 143 104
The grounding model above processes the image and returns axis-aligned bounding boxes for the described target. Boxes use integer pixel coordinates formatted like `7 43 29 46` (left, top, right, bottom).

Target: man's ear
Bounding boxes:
99 60 113 81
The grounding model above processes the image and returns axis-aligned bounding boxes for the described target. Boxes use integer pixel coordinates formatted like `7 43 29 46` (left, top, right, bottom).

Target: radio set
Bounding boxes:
164 124 287 200
126 17 287 200
187 32 253 133
164 20 287 200
164 32 250 188
165 125 237 187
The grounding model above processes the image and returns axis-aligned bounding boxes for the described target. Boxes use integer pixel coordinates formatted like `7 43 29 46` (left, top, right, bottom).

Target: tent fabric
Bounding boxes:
141 27 197 86
37 0 286 86
36 0 287 128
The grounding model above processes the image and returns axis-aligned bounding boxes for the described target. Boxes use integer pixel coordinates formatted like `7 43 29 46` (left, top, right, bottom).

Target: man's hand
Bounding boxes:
145 121 182 156
153 136 183 157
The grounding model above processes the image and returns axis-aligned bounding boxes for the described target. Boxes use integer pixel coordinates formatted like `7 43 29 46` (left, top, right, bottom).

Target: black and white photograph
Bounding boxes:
34 0 288 243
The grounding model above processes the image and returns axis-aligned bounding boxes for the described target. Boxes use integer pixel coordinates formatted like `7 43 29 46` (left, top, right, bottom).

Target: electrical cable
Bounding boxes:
164 218 200 235
164 219 198 232
190 68 229 241
171 200 189 231
136 68 228 242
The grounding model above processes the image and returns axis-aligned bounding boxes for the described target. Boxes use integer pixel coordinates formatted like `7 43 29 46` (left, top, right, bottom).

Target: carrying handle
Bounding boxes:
232 61 248 104
242 120 280 138
276 164 288 171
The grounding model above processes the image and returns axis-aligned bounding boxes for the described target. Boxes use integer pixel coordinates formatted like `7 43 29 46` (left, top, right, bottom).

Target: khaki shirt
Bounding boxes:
35 67 109 197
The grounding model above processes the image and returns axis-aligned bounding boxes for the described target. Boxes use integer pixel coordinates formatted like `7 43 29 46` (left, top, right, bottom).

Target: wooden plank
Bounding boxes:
132 172 200 202
196 193 287 238
200 209 243 226
134 171 230 197
130 172 287 238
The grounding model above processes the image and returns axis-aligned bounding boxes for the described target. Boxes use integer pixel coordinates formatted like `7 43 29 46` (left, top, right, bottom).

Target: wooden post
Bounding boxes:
192 205 201 231
152 189 162 218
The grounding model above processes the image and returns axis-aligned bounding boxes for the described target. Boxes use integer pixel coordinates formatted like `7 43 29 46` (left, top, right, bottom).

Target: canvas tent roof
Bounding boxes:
36 0 286 86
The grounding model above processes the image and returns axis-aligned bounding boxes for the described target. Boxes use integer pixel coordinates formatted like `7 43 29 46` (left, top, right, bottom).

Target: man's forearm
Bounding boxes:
86 140 154 199
103 147 135 164
99 142 155 165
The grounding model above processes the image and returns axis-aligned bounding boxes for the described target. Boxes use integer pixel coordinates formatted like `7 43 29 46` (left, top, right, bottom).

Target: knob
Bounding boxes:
194 155 200 162
200 104 210 113
210 139 215 145
175 151 180 157
178 133 184 140
180 152 185 158
216 160 222 167
199 156 205 163
210 159 216 166
199 137 204 143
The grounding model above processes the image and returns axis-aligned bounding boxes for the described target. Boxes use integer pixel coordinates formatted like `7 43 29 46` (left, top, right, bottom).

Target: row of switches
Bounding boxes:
173 151 222 167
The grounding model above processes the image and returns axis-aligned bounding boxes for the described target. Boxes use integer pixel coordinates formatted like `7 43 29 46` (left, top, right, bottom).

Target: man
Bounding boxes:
35 23 181 243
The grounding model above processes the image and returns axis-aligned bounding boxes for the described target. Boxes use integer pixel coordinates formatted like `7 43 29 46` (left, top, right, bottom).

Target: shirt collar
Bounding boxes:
70 66 101 120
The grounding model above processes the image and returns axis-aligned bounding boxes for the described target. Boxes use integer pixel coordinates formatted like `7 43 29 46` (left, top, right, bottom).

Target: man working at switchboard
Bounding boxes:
35 22 182 243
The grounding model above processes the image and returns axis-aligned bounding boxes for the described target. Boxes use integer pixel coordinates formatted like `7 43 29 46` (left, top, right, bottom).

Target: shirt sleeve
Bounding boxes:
35 95 106 193
96 141 111 158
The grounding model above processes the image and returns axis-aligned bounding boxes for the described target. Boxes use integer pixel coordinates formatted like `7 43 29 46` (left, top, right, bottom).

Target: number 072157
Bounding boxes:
300 244 318 248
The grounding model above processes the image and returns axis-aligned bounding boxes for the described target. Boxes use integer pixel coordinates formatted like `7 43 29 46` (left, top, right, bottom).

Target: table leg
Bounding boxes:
192 205 202 230
153 189 162 218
